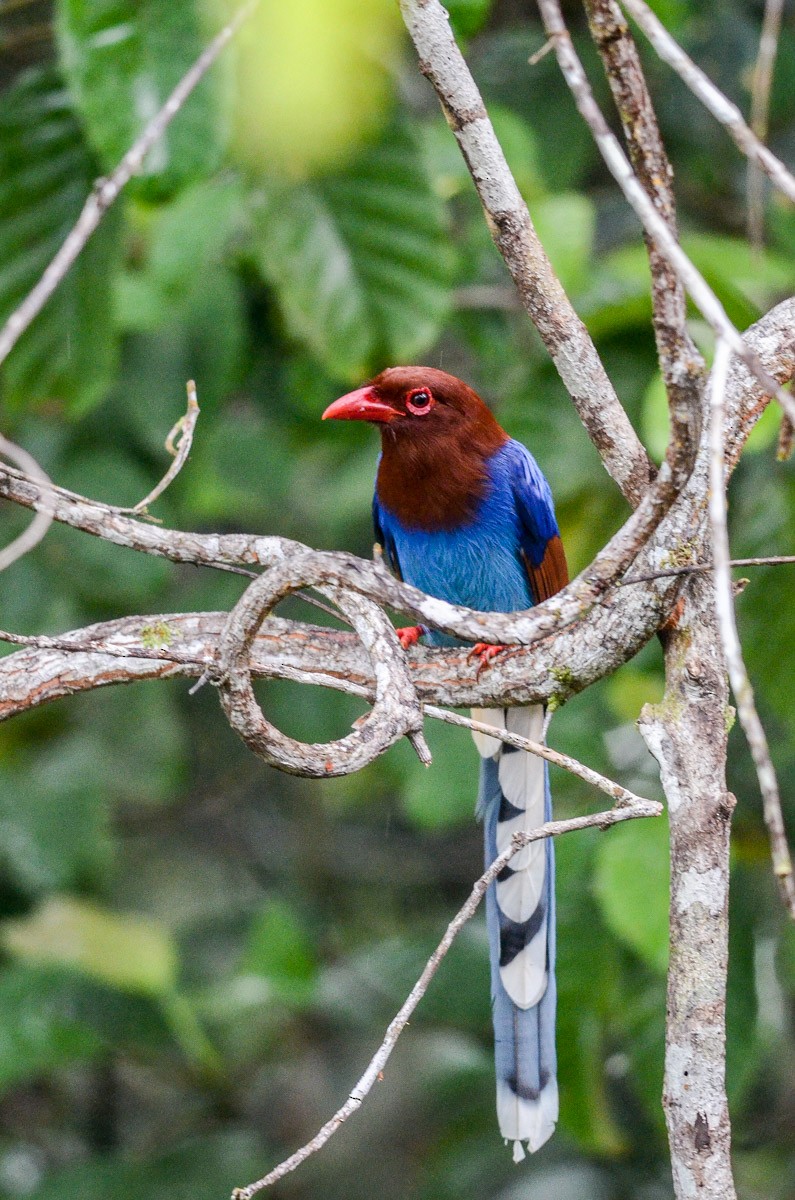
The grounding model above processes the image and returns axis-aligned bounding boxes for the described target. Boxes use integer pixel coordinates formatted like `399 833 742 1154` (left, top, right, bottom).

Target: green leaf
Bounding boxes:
55 0 222 196
532 193 595 295
445 0 493 40
556 832 627 1154
682 233 795 326
400 717 480 831
0 965 102 1092
25 1132 264 1200
242 899 317 1003
0 67 119 414
0 736 113 894
252 126 455 379
641 371 670 462
2 896 178 996
594 814 670 974
116 177 246 331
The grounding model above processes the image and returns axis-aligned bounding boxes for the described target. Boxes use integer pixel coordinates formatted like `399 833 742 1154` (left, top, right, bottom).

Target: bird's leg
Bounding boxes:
396 625 425 650
468 643 510 677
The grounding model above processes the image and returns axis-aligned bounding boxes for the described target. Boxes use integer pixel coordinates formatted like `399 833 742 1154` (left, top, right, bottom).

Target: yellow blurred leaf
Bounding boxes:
1 897 177 997
210 0 402 178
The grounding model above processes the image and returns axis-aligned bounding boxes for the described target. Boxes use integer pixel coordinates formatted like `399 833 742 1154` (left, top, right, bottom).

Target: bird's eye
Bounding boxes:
406 388 433 415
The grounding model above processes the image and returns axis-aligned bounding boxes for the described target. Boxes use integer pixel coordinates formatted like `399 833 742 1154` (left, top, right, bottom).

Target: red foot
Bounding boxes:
397 625 424 650
469 643 510 677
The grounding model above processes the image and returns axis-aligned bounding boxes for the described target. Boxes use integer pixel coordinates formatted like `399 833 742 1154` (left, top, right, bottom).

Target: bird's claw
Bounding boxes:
397 625 424 650
469 642 509 677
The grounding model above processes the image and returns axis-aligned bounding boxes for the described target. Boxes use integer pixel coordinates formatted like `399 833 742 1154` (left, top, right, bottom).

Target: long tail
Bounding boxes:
472 705 557 1162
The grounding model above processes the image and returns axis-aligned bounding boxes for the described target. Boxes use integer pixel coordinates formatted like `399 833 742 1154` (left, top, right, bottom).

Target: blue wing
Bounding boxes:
373 491 403 580
504 440 568 603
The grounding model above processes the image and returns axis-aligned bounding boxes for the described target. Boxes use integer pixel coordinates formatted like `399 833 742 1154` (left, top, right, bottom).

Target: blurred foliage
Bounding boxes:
0 1 794 1199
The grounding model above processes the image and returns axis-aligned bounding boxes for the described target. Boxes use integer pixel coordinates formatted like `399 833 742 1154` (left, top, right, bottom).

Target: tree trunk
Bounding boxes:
639 576 737 1200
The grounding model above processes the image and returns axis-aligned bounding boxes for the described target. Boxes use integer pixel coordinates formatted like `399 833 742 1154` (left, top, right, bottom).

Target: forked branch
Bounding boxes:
231 796 662 1200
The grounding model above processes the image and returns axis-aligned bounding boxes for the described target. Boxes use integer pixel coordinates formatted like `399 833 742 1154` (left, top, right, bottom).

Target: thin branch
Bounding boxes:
537 0 795 429
618 0 795 209
620 555 795 585
0 434 53 571
584 0 703 476
747 0 785 248
528 38 555 66
398 0 654 507
120 381 200 515
231 795 663 1199
707 339 795 918
777 415 794 461
0 0 258 370
426 706 652 807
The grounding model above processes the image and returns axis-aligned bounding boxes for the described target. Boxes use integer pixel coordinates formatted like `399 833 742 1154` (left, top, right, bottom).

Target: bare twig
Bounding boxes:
620 555 795 585
425 706 652 807
231 795 662 1199
528 38 555 66
584 0 703 474
619 0 795 209
398 0 654 506
538 0 795 429
0 0 258 370
748 0 786 248
121 381 200 515
0 434 53 571
777 415 794 461
707 339 795 917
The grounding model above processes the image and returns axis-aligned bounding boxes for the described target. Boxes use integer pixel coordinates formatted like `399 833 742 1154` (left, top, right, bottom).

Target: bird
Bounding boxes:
322 366 568 1160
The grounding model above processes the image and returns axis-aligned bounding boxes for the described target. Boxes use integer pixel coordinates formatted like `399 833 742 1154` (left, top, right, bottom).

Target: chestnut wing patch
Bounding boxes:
507 440 568 605
520 535 568 605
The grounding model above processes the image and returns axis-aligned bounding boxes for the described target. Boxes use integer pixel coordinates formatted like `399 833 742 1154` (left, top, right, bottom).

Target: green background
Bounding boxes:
0 1 794 1197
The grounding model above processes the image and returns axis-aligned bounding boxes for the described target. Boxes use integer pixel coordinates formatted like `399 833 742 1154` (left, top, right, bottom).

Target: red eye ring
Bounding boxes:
406 387 434 415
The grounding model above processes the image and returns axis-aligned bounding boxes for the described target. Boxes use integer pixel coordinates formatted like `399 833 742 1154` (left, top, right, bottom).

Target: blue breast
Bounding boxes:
375 441 535 647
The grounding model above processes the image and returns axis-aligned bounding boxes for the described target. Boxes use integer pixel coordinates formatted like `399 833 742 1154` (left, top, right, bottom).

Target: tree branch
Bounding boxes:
619 0 795 209
1 298 792 727
398 0 654 507
639 576 737 1200
708 340 795 917
583 0 704 478
231 796 663 1199
0 434 53 571
747 0 786 248
537 0 795 427
217 562 431 775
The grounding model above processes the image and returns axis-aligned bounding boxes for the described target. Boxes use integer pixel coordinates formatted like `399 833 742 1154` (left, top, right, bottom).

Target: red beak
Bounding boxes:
322 387 398 424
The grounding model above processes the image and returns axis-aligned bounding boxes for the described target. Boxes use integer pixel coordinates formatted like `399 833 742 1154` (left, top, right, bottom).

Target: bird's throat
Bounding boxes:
376 424 506 532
